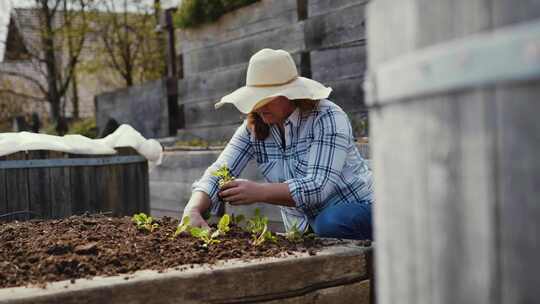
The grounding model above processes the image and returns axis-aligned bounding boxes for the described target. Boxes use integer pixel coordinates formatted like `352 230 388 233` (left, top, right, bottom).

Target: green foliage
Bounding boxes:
212 164 236 189
285 221 304 243
173 216 191 238
190 227 221 247
132 213 159 232
174 0 260 29
175 138 209 147
68 118 97 138
231 214 245 226
284 221 316 243
80 1 165 87
180 214 231 247
350 115 369 138
217 214 231 235
247 209 276 246
174 139 228 148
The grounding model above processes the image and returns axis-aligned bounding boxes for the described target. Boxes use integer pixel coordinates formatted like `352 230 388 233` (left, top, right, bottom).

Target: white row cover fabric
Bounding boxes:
0 124 163 166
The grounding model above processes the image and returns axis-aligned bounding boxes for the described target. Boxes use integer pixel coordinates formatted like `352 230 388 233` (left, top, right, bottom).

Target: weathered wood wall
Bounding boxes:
0 148 149 222
367 1 540 304
95 79 172 139
176 0 369 141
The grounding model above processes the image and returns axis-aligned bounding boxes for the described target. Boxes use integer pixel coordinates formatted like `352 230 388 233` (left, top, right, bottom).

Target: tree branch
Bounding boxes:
0 89 46 102
0 70 47 95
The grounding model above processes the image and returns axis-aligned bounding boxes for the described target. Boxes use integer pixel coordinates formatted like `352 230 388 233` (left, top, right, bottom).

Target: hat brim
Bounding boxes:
215 77 332 114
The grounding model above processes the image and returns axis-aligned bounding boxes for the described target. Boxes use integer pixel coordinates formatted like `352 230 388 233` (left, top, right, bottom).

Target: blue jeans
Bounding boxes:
311 201 373 240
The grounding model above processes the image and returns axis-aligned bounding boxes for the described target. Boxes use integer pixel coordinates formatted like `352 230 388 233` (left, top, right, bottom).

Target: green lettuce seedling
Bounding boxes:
132 213 159 232
231 213 245 226
247 209 276 246
212 164 236 189
188 214 231 247
217 214 231 235
190 227 221 247
172 216 191 238
285 221 304 243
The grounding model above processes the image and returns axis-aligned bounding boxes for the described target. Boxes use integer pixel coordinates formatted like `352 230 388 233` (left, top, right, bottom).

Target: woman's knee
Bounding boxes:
311 203 372 240
312 212 342 237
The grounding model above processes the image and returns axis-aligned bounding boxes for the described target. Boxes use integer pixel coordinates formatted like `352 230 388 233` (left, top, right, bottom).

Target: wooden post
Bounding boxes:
367 1 540 303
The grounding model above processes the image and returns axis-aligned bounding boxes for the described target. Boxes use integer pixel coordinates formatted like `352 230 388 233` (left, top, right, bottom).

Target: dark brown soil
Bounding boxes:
0 214 340 289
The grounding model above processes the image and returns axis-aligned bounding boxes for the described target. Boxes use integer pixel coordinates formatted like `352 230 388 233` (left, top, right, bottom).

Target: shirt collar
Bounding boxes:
284 107 301 128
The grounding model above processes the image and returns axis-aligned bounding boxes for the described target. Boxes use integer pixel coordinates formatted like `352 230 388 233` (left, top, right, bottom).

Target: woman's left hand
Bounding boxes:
219 179 264 205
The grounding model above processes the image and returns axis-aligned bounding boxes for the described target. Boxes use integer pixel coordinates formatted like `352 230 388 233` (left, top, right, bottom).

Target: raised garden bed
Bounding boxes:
0 214 372 304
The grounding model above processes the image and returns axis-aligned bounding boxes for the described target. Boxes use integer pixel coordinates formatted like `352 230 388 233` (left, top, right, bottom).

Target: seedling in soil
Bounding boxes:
188 214 231 247
284 222 316 243
217 214 231 235
172 216 191 238
190 227 221 247
285 221 304 243
231 214 245 226
247 209 276 246
132 213 158 232
212 164 236 189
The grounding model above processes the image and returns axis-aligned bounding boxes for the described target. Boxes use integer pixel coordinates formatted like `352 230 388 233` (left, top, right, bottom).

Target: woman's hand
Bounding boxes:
181 209 210 229
219 179 265 205
181 191 212 229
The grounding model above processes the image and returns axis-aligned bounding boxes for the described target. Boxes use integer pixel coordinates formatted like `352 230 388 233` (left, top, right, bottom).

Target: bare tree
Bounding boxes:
84 0 165 87
0 0 93 131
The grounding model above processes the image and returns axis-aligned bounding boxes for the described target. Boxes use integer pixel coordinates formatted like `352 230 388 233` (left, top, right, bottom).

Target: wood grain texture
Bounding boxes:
495 82 540 304
308 0 369 17
492 0 540 28
183 23 306 75
27 151 51 219
4 152 28 221
177 0 298 54
48 152 72 219
310 45 366 83
371 90 499 304
368 1 540 304
305 1 366 50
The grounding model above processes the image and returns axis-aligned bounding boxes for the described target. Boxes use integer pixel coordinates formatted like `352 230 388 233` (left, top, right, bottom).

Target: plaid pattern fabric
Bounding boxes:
192 99 373 231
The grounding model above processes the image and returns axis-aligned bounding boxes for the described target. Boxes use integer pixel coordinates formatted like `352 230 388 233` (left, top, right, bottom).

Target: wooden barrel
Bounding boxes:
0 147 149 222
366 2 540 304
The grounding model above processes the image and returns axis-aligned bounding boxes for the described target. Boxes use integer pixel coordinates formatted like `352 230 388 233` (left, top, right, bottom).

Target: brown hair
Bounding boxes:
247 99 319 140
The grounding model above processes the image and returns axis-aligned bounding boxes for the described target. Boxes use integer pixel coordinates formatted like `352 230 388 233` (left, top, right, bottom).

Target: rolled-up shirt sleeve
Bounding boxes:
285 110 351 218
191 120 254 214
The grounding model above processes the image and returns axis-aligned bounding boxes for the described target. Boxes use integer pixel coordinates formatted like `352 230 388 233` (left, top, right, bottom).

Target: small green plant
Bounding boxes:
188 214 231 247
132 213 159 232
190 227 221 247
231 213 245 226
285 221 304 243
246 209 276 246
217 214 231 235
173 216 191 238
212 164 236 189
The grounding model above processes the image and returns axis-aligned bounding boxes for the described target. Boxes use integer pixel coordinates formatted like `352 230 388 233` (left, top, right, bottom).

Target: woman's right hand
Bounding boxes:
181 191 212 229
181 209 210 230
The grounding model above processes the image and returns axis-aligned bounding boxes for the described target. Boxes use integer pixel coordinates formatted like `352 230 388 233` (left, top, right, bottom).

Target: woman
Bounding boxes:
182 48 374 240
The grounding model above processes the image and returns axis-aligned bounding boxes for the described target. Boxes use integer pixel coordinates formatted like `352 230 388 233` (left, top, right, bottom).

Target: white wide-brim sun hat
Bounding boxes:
215 48 332 114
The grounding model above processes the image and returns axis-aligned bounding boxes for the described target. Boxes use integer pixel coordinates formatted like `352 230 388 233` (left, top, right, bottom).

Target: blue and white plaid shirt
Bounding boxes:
192 99 373 232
